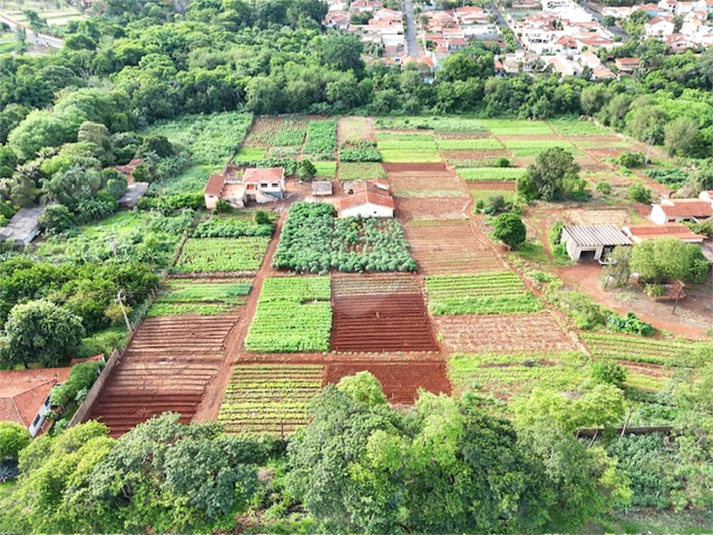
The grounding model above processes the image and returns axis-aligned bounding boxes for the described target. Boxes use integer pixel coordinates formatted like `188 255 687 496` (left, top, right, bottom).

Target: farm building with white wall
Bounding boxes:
560 224 631 261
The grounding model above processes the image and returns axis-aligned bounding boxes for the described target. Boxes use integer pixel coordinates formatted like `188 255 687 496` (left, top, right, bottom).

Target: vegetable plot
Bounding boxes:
425 272 542 315
273 202 416 273
219 364 324 434
581 333 705 365
304 120 337 158
174 237 270 273
245 277 332 352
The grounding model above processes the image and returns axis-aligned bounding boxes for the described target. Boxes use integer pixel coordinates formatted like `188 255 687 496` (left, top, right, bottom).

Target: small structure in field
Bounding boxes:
623 224 706 244
649 199 712 225
0 206 45 247
560 224 631 261
0 367 72 437
204 167 286 210
339 179 394 218
112 158 144 184
118 182 149 209
312 181 333 196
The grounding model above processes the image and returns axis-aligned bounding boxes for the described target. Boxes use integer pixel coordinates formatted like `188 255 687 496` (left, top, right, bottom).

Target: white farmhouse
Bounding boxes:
339 179 394 218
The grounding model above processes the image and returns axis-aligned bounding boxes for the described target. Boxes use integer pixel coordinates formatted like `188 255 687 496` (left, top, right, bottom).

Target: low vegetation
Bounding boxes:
173 237 269 273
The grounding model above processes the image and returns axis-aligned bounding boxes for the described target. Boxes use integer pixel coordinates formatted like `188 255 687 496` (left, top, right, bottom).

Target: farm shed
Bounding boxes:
623 224 706 244
312 181 333 196
560 224 631 261
0 367 71 437
650 199 712 225
0 205 45 247
204 173 227 210
339 180 394 218
118 182 149 208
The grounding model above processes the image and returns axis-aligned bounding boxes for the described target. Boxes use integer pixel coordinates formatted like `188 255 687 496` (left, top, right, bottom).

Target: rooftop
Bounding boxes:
657 199 713 218
0 205 45 242
340 180 394 211
623 224 705 242
205 174 226 197
562 224 631 247
0 368 72 428
242 167 285 184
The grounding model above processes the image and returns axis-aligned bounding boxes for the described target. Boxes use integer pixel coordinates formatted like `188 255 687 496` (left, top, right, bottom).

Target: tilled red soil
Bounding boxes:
331 293 438 352
325 361 451 404
85 315 239 437
383 162 450 173
466 180 517 191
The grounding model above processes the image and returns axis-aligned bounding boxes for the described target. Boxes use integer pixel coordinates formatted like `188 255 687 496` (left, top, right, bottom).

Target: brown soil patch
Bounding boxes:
389 172 464 193
618 361 672 379
325 361 451 404
404 220 504 274
396 197 471 221
85 314 240 437
434 130 490 140
467 181 517 191
564 208 634 227
338 116 374 143
442 149 511 160
585 147 628 160
383 162 450 173
434 312 576 354
331 286 438 352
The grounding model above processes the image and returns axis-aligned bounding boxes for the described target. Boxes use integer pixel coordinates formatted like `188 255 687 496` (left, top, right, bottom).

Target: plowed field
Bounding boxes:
435 312 576 354
325 360 450 404
395 197 470 221
85 314 239 437
404 220 503 274
331 275 438 352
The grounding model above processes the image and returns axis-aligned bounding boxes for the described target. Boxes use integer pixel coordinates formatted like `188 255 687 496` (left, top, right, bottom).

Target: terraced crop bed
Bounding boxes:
456 167 526 181
85 314 240 437
387 167 465 197
424 272 542 315
174 237 270 273
403 220 503 274
331 275 438 352
218 364 324 435
325 360 450 404
435 312 576 354
581 333 705 365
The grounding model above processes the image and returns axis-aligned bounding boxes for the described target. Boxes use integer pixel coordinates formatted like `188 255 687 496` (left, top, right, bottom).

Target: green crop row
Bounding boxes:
304 120 337 157
338 162 386 180
174 237 270 273
157 282 252 304
581 333 704 365
430 293 543 315
193 218 274 238
339 140 382 162
147 303 231 317
457 167 526 181
435 138 504 151
245 276 332 352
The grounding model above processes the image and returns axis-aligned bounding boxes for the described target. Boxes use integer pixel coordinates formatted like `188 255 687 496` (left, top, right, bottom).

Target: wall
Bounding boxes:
68 348 122 428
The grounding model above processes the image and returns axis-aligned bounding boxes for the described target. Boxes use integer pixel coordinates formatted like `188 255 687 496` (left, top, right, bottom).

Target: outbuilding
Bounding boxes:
0 206 45 247
339 180 394 218
650 199 712 225
312 181 333 196
560 224 631 261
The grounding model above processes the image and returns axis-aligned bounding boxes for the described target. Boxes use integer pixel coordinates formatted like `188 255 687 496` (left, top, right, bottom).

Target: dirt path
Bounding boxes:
192 212 286 422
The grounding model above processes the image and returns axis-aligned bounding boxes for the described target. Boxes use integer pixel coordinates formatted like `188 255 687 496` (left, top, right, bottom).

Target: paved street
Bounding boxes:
403 0 420 58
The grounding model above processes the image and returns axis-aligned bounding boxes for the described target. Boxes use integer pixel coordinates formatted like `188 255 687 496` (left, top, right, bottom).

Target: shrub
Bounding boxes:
618 151 645 168
607 312 655 336
547 222 569 259
596 181 611 194
627 184 653 204
39 204 77 234
475 195 512 215
496 157 511 168
215 200 232 213
50 360 104 408
591 360 628 388
297 159 318 180
0 422 30 461
491 213 526 248
254 209 271 225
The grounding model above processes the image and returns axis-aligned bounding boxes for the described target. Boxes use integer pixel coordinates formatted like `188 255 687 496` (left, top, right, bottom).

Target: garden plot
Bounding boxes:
338 162 386 181
442 150 512 167
449 351 588 401
435 312 577 354
331 274 438 352
376 132 442 163
149 279 253 316
469 188 517 203
500 139 583 158
85 314 240 437
218 364 324 435
375 116 486 132
424 272 542 315
332 272 421 297
387 167 466 198
435 138 505 151
404 220 503 274
395 197 470 221
325 360 451 404
481 119 555 136
174 237 270 274
549 120 614 137
581 333 705 365
244 116 308 148
457 167 526 181
303 120 337 159
245 277 332 353
338 116 374 142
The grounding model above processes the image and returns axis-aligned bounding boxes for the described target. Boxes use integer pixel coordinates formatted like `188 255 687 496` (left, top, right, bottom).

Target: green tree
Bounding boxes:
664 116 704 157
0 422 31 461
603 245 632 287
630 237 709 284
297 158 317 180
627 183 652 203
591 360 628 389
492 212 526 248
3 300 85 368
7 110 75 161
517 147 581 201
38 204 77 234
438 49 495 82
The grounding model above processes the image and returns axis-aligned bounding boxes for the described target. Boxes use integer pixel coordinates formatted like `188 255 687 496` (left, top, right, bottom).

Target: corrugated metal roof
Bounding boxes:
562 225 631 247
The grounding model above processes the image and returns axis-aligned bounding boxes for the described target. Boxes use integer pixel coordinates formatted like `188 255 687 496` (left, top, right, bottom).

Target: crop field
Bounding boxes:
331 274 438 352
581 333 705 365
435 138 505 151
481 119 555 136
157 279 252 304
234 147 268 160
457 167 526 181
424 272 542 315
243 117 293 147
312 161 337 178
0 0 84 26
147 304 231 316
325 360 451 404
403 220 503 273
501 139 582 158
304 120 337 158
245 277 332 353
339 140 382 162
375 116 486 132
273 202 416 273
332 272 421 297
469 188 517 202
85 314 239 437
174 237 270 273
376 132 442 163
449 351 588 400
387 164 465 198
395 197 471 221
218 364 324 434
549 120 613 137
143 111 252 167
338 116 374 142
338 162 386 180
435 312 576 354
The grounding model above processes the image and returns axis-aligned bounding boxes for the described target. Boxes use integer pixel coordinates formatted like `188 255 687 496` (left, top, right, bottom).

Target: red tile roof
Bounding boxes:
205 174 226 197
340 180 394 211
0 368 71 428
659 200 713 218
624 223 705 242
242 167 284 184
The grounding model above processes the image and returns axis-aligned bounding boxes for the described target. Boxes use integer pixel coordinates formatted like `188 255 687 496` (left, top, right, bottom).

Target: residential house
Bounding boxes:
204 167 285 210
555 35 579 54
650 199 713 225
645 15 676 37
658 0 678 13
339 179 394 218
601 6 633 18
676 1 697 13
325 10 350 29
576 34 616 52
0 205 45 247
547 54 580 76
633 3 662 14
693 0 713 12
665 33 691 52
0 367 72 437
560 224 632 261
580 50 616 79
623 223 706 243
615 57 641 75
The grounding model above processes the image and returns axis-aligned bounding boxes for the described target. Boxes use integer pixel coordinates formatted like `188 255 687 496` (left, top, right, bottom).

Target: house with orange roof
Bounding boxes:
622 223 706 244
204 167 285 210
0 367 72 437
650 198 713 225
339 180 394 218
